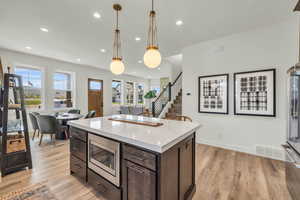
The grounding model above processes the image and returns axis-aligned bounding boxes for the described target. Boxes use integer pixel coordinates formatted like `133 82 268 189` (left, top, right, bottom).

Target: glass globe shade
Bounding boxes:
110 59 125 75
143 48 162 68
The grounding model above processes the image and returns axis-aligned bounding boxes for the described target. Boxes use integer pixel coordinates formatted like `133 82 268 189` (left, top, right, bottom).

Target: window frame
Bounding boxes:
125 81 135 105
112 79 123 106
53 70 76 111
136 83 145 105
13 64 45 111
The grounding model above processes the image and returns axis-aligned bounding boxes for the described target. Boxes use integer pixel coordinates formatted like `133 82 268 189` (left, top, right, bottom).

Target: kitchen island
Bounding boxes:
68 115 200 200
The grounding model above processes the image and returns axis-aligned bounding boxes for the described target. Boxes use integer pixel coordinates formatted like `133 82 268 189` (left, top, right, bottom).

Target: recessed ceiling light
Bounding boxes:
138 60 142 64
100 49 106 53
93 12 101 19
176 20 183 26
25 46 32 50
135 37 141 41
76 58 81 62
40 27 49 32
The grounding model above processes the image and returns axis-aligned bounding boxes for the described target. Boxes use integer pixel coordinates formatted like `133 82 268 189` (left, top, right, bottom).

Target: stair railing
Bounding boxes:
152 72 182 117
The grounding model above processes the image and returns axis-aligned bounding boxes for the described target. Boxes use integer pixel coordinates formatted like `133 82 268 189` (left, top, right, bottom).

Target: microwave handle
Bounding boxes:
282 144 300 168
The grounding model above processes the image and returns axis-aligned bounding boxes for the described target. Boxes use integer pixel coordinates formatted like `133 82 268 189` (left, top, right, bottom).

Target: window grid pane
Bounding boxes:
15 67 42 109
126 82 134 105
53 72 72 108
112 80 121 104
137 84 144 104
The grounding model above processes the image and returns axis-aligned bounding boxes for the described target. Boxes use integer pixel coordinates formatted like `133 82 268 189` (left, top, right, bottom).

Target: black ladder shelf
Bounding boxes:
0 73 32 177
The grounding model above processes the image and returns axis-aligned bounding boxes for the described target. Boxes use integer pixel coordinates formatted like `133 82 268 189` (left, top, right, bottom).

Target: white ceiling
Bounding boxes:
0 0 297 78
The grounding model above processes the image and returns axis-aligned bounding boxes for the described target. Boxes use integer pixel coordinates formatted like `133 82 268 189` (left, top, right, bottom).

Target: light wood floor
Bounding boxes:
0 137 292 200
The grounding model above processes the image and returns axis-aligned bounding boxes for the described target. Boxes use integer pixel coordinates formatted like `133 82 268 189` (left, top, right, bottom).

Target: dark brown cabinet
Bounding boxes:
70 137 86 162
70 128 87 181
122 134 195 200
88 169 121 200
122 160 156 200
69 126 196 200
70 155 86 180
179 137 195 200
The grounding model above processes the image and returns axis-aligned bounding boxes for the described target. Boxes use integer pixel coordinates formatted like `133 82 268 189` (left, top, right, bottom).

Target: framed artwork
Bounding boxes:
198 74 229 114
0 57 4 87
234 69 276 117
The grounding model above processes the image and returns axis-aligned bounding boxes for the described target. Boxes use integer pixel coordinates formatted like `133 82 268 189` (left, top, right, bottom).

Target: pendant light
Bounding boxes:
144 0 162 69
110 4 125 75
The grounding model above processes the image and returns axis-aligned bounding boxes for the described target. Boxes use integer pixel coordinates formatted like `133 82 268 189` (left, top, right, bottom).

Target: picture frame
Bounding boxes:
198 74 229 114
0 57 4 87
234 69 276 117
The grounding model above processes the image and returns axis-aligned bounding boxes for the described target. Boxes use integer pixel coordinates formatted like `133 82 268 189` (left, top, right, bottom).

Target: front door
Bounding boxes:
88 79 103 117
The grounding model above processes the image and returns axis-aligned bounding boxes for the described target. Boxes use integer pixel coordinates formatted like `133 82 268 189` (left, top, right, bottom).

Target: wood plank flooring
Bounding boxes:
0 138 292 200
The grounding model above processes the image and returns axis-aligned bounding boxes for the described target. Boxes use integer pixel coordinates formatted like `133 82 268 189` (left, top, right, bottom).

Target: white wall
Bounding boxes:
182 18 299 160
0 48 149 117
170 64 182 83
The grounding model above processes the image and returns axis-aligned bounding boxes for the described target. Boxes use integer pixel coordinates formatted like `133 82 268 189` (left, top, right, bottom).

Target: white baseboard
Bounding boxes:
197 138 285 161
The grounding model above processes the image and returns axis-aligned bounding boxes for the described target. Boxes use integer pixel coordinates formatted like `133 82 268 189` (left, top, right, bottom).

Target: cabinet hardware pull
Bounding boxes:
129 153 146 161
74 163 81 169
129 164 146 174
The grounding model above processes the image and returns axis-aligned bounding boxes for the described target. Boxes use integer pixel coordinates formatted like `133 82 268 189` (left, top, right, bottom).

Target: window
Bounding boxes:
137 83 144 104
53 72 73 108
112 80 122 104
125 82 134 105
15 67 42 109
151 87 160 94
89 80 102 90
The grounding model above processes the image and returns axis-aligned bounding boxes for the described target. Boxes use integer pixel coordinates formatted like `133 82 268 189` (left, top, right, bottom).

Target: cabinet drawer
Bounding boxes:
123 145 156 171
70 137 86 161
70 155 86 181
88 169 121 200
70 127 87 142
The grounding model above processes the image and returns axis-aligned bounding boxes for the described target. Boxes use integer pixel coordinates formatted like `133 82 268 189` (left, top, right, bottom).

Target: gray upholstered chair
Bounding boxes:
36 115 68 145
84 110 96 119
68 109 80 114
29 112 40 141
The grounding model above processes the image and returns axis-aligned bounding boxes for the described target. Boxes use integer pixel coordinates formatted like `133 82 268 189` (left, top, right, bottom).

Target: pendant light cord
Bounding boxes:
152 0 154 11
151 0 155 47
116 9 119 30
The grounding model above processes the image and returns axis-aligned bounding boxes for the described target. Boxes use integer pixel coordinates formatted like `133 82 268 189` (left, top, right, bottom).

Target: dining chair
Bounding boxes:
29 112 40 141
36 115 68 145
68 109 80 114
85 110 96 119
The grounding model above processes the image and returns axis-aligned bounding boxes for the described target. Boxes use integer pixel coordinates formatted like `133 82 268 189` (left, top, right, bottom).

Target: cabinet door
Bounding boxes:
122 160 156 200
70 137 86 161
179 137 194 200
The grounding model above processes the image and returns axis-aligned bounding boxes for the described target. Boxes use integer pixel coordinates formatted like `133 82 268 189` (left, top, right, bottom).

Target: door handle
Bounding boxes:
128 153 146 162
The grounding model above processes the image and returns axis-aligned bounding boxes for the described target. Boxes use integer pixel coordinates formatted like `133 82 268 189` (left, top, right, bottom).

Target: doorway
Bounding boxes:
88 79 103 117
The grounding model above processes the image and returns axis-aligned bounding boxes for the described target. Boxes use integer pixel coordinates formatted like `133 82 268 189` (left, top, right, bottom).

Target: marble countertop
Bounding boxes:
68 115 201 153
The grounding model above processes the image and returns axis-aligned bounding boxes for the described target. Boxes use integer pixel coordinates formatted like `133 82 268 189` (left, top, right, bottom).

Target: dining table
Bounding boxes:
55 113 84 139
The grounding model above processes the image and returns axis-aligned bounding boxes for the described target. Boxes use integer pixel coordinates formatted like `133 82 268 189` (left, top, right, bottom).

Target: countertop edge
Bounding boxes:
68 121 201 153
